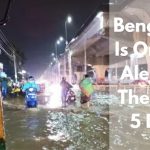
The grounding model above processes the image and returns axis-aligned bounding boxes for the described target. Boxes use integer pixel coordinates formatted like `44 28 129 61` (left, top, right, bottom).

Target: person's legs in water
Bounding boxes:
62 89 69 107
80 94 90 108
2 88 7 100
62 94 66 107
61 89 66 107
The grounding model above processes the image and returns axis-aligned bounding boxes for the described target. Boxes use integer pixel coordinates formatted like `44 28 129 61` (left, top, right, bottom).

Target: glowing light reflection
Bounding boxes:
48 132 69 142
46 84 62 108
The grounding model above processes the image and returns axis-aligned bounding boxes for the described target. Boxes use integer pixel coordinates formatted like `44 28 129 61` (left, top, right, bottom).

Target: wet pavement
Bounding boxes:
3 91 150 150
3 92 110 150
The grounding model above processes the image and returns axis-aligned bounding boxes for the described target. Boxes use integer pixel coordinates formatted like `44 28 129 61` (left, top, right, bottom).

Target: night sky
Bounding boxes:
2 0 101 78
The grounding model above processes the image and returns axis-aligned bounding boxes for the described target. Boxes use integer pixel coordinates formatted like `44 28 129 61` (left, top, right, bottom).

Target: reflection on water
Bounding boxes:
4 92 150 150
4 110 109 150
4 93 110 150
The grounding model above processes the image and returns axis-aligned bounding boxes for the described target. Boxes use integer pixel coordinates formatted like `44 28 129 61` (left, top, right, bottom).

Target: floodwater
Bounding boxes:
4 89 150 150
3 92 110 150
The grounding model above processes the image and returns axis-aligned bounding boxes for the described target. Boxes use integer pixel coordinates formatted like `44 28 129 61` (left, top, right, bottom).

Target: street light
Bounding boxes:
22 70 26 74
59 36 64 42
51 53 55 57
65 16 73 83
57 40 60 45
65 15 72 46
54 36 64 82
53 57 56 61
18 70 27 80
67 16 72 24
55 36 64 59
18 70 26 75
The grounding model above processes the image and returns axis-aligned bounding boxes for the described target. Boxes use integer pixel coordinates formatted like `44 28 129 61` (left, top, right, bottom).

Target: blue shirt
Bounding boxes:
22 81 40 92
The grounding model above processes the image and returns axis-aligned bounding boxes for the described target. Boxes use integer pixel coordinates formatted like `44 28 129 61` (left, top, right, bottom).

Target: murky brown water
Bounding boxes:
3 93 109 150
4 91 150 150
4 109 109 150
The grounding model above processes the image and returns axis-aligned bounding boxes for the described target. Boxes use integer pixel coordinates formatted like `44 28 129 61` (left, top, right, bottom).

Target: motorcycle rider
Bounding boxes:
22 76 40 93
60 77 72 107
22 76 40 108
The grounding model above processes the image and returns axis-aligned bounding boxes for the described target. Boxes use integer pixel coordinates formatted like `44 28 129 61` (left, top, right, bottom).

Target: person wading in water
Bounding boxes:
79 74 94 108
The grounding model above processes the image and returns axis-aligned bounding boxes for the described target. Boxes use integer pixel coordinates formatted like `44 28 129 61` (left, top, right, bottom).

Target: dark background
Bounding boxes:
1 0 101 78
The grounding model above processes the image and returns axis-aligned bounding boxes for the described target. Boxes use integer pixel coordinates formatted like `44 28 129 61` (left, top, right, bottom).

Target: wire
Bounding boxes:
0 30 22 61
0 44 13 59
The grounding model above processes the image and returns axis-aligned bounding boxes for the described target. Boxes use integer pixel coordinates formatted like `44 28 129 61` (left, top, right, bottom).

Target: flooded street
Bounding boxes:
1 0 150 149
3 92 110 150
3 90 150 150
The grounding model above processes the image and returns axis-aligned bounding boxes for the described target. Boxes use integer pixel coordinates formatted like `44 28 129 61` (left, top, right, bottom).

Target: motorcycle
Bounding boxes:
65 89 76 104
25 87 38 108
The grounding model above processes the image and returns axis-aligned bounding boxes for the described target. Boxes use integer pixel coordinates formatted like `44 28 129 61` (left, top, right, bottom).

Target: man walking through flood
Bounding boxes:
79 74 94 108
